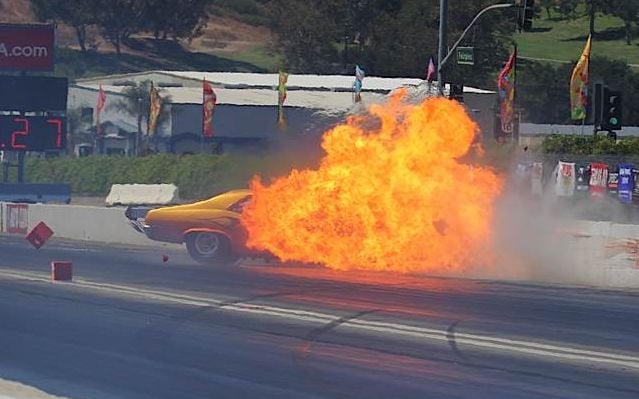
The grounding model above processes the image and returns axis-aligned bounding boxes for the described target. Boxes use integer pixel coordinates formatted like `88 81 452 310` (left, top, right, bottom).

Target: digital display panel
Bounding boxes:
0 76 68 112
0 115 66 151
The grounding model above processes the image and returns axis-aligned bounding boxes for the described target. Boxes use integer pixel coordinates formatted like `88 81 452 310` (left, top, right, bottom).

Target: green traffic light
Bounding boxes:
610 117 619 125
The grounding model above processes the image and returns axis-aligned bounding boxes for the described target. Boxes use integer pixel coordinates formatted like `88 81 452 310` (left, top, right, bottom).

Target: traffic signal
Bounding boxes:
517 0 535 32
601 88 622 131
449 84 464 103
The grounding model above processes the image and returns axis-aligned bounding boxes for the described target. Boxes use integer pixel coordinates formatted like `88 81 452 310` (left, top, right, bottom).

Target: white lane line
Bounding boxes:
343 320 639 369
223 303 639 368
0 269 223 308
1 268 639 370
346 319 639 363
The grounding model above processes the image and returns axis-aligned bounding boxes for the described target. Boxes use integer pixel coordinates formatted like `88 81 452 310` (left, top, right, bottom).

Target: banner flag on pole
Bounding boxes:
147 82 161 136
426 57 436 83
570 34 592 120
96 84 106 135
497 49 517 135
277 70 288 129
353 65 365 103
202 78 216 137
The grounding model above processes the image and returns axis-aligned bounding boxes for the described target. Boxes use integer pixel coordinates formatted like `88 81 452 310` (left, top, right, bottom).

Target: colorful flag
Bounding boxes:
353 65 365 103
555 161 576 197
277 70 288 129
633 168 639 204
608 167 619 194
497 49 516 135
426 57 436 83
96 84 106 135
570 34 592 120
619 164 634 203
147 82 161 136
202 78 216 137
589 162 609 198
531 162 543 196
576 164 590 194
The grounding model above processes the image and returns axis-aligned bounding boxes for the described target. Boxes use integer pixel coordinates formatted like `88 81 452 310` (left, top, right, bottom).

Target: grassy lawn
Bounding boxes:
516 10 639 67
210 44 282 73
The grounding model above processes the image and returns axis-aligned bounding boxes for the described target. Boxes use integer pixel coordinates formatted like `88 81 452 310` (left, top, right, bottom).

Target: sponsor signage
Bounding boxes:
0 24 54 71
5 203 28 234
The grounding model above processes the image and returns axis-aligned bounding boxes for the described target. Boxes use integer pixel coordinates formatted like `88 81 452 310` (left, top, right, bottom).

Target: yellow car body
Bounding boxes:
142 189 254 264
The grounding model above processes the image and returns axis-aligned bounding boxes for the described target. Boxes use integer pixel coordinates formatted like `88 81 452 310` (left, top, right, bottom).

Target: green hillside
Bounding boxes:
517 10 639 67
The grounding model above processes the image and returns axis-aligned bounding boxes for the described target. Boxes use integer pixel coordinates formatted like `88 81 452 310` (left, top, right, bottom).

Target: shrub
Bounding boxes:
541 135 639 155
23 152 317 199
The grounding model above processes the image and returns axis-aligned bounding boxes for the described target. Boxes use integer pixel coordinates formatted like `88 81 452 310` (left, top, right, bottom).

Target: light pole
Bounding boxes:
437 2 517 94
136 97 142 156
437 0 447 94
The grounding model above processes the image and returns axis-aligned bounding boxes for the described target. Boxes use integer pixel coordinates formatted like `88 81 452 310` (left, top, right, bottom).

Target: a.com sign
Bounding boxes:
0 24 54 71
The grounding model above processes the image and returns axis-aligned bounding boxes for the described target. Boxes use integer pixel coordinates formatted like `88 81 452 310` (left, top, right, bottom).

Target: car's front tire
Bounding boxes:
185 232 239 266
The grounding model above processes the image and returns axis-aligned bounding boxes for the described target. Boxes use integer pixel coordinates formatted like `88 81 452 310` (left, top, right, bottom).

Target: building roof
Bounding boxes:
75 70 495 95
71 83 387 114
72 71 495 119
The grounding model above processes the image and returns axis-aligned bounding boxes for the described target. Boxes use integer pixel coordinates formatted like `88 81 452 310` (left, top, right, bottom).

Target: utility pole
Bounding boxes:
589 0 596 37
437 0 448 94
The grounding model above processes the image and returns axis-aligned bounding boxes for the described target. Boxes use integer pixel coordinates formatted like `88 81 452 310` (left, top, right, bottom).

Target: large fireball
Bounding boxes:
241 94 503 272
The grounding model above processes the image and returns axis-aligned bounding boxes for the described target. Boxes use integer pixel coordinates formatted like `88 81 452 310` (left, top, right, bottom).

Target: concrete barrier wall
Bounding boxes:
1 201 638 288
105 184 180 206
0 202 174 248
563 220 639 289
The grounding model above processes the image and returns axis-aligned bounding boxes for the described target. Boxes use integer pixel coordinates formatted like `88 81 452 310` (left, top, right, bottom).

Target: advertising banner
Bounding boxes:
0 24 54 71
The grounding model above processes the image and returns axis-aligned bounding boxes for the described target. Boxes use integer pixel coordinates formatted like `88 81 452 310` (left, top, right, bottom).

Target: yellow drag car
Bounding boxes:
126 189 256 265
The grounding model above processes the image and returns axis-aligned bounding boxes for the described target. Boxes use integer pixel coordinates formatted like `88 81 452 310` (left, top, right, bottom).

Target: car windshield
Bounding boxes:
228 195 252 213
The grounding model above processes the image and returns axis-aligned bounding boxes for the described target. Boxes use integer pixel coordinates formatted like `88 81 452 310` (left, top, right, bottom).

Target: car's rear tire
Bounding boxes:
185 232 239 266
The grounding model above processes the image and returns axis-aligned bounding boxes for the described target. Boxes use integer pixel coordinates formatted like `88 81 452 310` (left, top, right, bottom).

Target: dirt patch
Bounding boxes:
0 0 33 23
189 16 272 54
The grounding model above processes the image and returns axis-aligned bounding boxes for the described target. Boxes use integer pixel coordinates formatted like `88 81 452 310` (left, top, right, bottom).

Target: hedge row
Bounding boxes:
23 153 309 199
541 135 639 155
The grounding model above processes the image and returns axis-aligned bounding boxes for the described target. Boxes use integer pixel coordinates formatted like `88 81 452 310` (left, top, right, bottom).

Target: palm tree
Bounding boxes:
109 80 171 155
65 107 88 156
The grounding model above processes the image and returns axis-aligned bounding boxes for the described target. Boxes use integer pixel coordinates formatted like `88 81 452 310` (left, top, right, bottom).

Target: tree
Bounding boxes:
94 0 146 55
517 60 572 124
360 0 439 77
267 0 514 84
267 0 341 73
141 0 211 41
601 0 639 45
539 0 555 19
109 80 172 155
31 0 95 52
65 108 89 155
556 0 580 20
517 56 639 126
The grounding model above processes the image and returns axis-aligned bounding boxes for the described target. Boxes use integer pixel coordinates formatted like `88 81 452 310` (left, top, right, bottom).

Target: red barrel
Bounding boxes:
51 261 72 281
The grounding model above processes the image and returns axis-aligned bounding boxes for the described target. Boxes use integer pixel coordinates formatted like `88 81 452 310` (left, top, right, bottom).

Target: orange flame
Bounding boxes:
241 94 503 272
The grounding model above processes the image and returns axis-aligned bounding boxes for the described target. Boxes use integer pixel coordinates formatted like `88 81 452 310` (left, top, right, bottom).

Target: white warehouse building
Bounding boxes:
68 71 495 156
